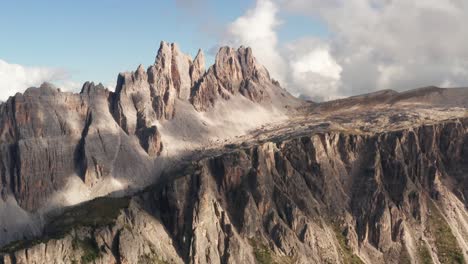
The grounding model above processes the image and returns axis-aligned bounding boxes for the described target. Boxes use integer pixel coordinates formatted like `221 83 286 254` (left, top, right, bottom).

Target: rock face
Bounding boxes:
190 46 275 111
2 118 467 264
0 83 90 211
0 40 467 264
129 118 468 264
110 42 289 154
0 81 153 213
0 41 297 246
0 42 292 210
110 42 193 131
190 49 205 88
0 197 184 264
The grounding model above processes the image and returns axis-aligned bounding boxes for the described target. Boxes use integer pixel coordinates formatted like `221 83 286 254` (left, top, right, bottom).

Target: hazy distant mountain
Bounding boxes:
0 42 467 264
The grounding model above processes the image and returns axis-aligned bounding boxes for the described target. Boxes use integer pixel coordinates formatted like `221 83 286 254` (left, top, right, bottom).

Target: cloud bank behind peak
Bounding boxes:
0 60 81 101
223 0 468 101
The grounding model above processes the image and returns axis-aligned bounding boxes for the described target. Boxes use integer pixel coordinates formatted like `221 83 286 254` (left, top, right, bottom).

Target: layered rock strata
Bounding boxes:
2 118 467 264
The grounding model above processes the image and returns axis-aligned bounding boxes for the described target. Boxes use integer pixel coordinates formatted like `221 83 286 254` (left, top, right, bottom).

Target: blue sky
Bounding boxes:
0 0 328 90
1 0 466 101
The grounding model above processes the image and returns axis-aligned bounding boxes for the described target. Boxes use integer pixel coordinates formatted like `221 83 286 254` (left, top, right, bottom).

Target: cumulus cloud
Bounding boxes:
0 60 79 101
285 38 343 100
224 0 343 100
311 0 468 96
225 0 287 83
225 0 468 100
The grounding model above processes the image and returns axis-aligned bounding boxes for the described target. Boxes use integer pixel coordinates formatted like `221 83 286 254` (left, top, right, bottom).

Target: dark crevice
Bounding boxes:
111 230 122 264
109 76 130 135
74 111 93 182
9 143 20 196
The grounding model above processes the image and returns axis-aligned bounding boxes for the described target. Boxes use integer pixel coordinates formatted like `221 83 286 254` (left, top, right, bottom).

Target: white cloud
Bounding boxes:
286 38 342 100
224 0 342 100
0 59 79 101
281 0 468 96
226 0 287 83
105 81 117 91
291 49 341 80
58 80 83 92
224 0 468 101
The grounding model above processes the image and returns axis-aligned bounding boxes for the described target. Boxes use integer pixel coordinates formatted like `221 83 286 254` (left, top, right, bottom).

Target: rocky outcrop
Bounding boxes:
3 118 467 264
0 39 466 263
0 41 298 247
0 83 89 211
112 41 195 121
136 125 163 157
109 41 201 156
148 118 468 264
0 197 184 264
109 42 287 154
0 81 151 211
190 46 274 111
190 49 205 88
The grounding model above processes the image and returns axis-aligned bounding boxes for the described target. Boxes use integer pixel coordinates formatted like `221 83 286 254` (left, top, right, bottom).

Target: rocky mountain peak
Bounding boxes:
135 64 147 80
112 41 291 116
214 46 269 84
38 82 57 90
151 41 193 100
213 46 244 92
22 82 59 97
80 81 107 96
190 45 277 111
1 39 468 264
190 49 206 87
154 41 173 68
194 48 205 65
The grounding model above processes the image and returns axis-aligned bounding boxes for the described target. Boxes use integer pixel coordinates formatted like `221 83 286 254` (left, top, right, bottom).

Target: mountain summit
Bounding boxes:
0 41 299 244
0 42 467 264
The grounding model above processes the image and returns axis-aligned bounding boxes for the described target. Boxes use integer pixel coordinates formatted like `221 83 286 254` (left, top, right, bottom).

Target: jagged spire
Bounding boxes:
190 45 279 111
155 41 172 66
135 64 147 80
190 49 206 87
194 49 205 70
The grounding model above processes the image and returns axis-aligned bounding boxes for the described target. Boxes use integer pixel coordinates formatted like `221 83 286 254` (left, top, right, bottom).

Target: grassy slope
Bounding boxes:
428 201 465 264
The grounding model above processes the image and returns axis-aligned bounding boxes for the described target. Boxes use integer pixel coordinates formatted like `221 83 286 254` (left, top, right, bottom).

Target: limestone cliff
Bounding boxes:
0 41 467 264
0 41 298 247
2 116 468 264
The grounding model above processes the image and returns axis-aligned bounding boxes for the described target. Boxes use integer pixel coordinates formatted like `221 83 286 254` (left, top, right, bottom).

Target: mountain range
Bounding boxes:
0 41 467 264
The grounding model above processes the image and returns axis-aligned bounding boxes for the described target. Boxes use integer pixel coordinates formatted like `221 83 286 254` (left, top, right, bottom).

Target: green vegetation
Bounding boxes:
428 201 465 264
249 239 296 264
0 238 49 254
224 143 237 149
398 245 412 264
417 241 433 264
332 225 365 264
250 239 274 264
137 253 170 264
47 196 130 237
0 196 129 255
72 237 101 264
137 245 170 264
